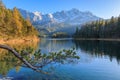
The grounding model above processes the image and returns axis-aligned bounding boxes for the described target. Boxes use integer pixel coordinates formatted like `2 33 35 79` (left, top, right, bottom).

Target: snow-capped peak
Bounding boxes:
33 11 42 21
48 13 53 18
33 11 41 16
19 8 100 25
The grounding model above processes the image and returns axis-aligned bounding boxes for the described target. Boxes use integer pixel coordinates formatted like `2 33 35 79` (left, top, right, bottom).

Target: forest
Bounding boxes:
0 1 38 39
74 15 120 38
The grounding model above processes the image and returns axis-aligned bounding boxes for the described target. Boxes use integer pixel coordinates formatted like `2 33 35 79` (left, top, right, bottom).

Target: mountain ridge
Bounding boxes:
18 8 101 37
19 8 101 25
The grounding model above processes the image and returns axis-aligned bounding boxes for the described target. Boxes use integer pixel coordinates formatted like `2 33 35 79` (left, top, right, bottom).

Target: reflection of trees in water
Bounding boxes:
0 41 79 76
0 41 39 76
73 40 120 63
0 50 22 76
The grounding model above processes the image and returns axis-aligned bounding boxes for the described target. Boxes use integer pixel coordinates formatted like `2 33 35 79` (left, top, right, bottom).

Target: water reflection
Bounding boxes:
0 41 39 76
1 39 120 80
73 40 120 64
39 38 75 53
39 39 120 63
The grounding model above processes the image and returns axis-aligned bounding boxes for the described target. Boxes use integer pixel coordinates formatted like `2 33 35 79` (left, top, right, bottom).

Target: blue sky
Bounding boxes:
3 0 120 19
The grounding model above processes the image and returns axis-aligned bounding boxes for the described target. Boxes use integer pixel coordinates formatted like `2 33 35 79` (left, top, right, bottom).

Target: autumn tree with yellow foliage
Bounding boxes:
0 0 38 39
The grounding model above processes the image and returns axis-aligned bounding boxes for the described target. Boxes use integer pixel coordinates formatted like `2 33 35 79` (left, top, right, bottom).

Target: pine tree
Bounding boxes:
73 15 120 38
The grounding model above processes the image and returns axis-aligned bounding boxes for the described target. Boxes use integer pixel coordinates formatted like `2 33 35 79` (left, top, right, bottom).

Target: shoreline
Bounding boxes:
40 37 120 41
74 38 120 41
0 36 40 44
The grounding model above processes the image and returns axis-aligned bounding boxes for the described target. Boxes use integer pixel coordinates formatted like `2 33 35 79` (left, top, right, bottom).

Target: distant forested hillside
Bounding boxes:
74 16 120 38
0 1 38 39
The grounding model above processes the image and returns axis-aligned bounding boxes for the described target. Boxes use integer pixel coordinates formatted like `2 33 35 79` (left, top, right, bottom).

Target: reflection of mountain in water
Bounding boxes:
39 38 75 53
73 40 120 63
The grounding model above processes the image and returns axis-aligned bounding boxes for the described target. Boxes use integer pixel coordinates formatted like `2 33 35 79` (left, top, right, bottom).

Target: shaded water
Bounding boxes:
0 38 120 80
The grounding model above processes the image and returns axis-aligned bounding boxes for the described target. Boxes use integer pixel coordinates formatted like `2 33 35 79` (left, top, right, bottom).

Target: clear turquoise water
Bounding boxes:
1 39 120 80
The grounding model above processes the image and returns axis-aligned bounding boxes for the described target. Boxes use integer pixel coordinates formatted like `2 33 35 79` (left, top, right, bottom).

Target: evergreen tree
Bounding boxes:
74 15 120 39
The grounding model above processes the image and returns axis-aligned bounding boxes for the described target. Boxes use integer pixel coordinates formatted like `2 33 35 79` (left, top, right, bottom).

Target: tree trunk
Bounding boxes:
0 44 47 73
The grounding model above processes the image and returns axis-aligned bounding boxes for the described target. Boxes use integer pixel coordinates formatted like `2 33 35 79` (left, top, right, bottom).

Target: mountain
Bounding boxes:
18 8 101 37
19 8 100 25
53 8 100 25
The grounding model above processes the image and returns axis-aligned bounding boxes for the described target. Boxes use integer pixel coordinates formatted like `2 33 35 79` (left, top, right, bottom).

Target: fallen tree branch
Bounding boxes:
0 44 48 74
0 44 79 74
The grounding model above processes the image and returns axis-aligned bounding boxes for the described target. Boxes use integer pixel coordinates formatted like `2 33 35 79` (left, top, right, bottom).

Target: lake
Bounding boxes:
0 38 120 80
